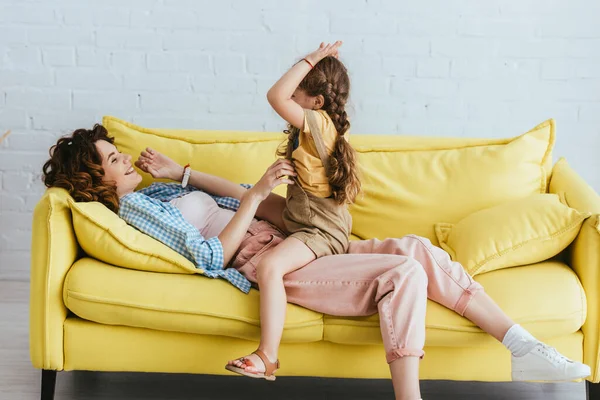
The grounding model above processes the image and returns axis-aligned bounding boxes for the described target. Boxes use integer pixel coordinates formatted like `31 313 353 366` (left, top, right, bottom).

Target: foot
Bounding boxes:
227 353 268 375
512 341 591 381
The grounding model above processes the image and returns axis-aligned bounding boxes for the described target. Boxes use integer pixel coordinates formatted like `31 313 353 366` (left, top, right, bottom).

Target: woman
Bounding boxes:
43 125 589 400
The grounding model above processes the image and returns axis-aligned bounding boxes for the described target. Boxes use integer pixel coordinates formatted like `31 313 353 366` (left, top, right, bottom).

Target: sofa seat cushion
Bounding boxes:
64 258 323 343
64 259 585 349
324 261 586 347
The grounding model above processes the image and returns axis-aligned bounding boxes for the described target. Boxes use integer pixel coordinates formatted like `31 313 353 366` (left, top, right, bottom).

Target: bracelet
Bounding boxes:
181 163 191 188
303 58 314 68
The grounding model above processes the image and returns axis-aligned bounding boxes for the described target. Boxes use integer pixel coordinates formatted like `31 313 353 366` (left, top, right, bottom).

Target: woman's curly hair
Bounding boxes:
278 56 361 205
42 124 120 213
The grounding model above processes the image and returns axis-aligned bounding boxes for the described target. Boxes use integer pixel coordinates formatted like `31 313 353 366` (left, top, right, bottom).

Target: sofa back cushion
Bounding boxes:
103 116 554 244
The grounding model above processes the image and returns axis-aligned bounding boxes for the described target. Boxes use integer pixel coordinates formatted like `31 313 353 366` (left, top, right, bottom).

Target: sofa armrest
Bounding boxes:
549 158 600 214
571 216 600 382
30 188 79 371
549 158 600 381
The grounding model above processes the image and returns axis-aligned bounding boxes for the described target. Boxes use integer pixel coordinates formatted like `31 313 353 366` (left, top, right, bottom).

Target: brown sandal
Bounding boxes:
225 349 280 381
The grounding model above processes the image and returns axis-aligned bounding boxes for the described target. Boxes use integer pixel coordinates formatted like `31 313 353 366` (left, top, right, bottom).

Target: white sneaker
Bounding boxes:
512 342 591 382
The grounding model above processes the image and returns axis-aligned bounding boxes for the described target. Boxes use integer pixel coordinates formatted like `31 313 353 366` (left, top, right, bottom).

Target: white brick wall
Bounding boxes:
1 0 599 280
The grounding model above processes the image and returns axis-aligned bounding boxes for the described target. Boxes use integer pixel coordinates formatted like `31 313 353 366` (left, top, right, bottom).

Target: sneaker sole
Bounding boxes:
512 370 590 382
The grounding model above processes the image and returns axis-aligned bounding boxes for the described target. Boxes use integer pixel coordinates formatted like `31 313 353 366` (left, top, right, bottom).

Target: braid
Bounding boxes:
322 83 350 137
276 126 300 160
294 56 361 204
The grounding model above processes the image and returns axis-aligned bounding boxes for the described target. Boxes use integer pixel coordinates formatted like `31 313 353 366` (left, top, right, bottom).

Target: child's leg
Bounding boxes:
256 237 316 361
227 237 315 375
390 356 422 400
284 253 427 399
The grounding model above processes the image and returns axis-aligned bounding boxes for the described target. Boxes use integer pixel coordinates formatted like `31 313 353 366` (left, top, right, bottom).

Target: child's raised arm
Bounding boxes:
266 41 342 130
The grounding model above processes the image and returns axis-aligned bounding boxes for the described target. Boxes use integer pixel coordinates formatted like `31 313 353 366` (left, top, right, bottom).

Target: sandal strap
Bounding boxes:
253 349 279 376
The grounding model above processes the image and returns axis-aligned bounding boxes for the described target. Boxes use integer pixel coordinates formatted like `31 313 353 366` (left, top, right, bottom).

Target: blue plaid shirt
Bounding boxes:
119 182 252 293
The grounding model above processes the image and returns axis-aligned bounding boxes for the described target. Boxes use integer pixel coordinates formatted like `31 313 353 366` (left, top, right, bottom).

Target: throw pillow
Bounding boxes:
435 193 590 276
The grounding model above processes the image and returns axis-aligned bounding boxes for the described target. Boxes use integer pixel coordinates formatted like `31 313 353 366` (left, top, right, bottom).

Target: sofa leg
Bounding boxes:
587 381 600 400
41 370 56 400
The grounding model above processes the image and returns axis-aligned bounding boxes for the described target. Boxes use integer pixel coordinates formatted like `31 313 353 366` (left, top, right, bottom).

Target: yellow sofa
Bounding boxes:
30 117 600 398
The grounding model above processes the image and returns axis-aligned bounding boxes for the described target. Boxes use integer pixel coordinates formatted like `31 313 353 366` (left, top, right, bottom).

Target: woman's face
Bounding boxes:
96 140 142 198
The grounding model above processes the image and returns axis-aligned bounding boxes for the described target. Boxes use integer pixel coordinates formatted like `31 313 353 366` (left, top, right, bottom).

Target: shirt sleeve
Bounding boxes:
119 193 225 271
302 109 338 151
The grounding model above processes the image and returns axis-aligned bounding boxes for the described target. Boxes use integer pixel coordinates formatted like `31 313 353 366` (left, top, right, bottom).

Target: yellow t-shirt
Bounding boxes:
291 109 339 198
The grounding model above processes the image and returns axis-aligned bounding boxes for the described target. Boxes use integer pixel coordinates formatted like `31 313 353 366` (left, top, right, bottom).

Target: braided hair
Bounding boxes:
278 56 361 204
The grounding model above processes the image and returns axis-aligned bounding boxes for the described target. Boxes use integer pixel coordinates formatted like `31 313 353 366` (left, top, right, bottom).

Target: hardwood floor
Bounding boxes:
1 280 586 400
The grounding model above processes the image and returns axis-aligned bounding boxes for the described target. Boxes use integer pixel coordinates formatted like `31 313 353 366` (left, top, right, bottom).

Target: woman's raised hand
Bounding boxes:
135 147 183 181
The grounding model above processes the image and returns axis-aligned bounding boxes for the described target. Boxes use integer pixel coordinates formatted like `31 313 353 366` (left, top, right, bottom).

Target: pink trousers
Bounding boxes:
230 221 484 364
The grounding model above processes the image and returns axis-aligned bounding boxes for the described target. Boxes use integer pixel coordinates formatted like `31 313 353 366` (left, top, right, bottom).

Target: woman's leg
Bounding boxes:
349 235 591 381
228 237 315 375
348 235 514 340
284 253 428 400
462 291 514 341
390 357 421 400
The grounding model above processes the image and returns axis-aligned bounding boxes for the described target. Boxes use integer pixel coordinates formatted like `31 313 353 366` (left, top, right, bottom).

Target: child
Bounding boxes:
226 41 360 380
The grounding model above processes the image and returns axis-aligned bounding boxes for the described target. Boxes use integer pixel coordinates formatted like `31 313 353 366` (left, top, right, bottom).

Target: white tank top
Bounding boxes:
170 191 248 239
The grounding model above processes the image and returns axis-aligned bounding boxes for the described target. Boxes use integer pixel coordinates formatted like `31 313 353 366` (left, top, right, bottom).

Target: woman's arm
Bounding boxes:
187 169 247 200
218 163 295 264
135 148 245 199
267 41 342 129
193 161 293 233
136 149 293 232
218 190 261 265
120 190 258 273
187 167 289 232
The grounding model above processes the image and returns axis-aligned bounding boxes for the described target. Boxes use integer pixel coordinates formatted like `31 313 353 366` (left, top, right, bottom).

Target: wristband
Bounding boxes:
181 164 191 188
303 58 314 68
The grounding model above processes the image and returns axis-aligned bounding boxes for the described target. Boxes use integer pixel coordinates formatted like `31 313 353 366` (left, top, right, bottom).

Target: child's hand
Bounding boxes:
305 41 342 66
135 147 183 181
